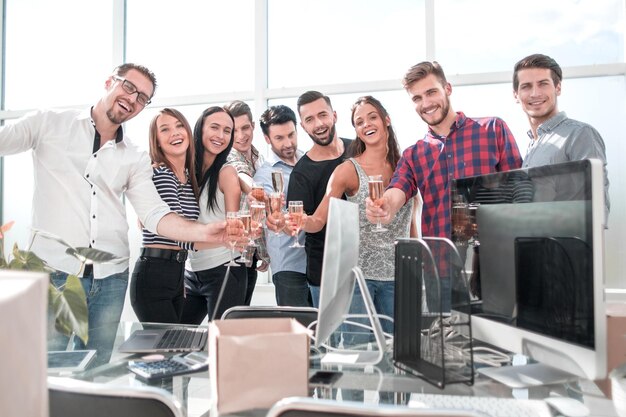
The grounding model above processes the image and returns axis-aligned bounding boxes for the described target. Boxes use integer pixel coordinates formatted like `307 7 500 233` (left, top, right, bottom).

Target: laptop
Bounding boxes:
117 325 208 353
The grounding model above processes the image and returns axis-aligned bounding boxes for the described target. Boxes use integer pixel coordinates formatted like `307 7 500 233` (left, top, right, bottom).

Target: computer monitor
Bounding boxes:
0 270 49 417
452 159 606 387
314 197 386 366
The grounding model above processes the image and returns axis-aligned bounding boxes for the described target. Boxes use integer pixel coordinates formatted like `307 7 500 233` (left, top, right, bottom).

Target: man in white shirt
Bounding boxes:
0 63 227 365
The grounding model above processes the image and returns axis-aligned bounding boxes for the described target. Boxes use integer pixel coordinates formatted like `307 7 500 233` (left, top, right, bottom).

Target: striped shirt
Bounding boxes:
141 165 200 249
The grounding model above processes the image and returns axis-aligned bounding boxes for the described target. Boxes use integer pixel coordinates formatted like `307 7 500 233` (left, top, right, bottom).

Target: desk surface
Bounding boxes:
48 321 619 417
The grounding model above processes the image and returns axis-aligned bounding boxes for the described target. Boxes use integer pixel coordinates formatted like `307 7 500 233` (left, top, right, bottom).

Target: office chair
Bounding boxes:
221 305 318 328
267 397 488 417
48 376 184 417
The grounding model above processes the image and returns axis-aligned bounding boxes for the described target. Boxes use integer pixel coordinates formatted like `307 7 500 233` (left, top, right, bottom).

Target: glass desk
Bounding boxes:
48 321 619 417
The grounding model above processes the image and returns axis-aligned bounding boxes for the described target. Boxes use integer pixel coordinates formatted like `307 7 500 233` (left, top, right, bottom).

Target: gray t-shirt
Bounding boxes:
347 158 413 281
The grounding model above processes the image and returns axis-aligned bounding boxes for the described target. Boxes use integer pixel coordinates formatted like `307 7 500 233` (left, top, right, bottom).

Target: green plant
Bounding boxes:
1 223 127 345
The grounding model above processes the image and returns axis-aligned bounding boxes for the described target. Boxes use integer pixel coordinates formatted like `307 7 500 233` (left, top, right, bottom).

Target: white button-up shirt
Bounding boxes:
0 108 171 278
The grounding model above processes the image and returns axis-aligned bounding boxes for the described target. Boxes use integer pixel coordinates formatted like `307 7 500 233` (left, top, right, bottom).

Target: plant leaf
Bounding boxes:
9 243 47 271
48 275 89 345
66 247 128 264
0 220 15 238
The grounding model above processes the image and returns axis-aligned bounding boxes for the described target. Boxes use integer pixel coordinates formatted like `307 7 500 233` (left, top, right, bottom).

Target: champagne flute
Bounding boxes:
250 201 266 242
271 170 284 193
288 200 305 248
224 211 241 267
239 208 255 247
250 183 266 202
268 191 284 236
368 174 388 232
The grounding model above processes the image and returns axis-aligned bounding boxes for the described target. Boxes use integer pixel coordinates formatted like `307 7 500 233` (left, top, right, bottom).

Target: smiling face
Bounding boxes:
155 113 189 161
352 102 390 147
514 67 561 126
299 97 337 147
232 114 254 154
405 73 453 129
103 69 154 125
265 121 298 164
202 111 234 158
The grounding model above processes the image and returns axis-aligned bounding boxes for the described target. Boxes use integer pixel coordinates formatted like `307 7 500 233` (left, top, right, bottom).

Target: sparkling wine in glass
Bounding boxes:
368 175 388 232
250 201 266 240
288 200 304 248
224 211 241 267
268 192 283 235
239 208 255 247
250 183 266 202
271 170 284 193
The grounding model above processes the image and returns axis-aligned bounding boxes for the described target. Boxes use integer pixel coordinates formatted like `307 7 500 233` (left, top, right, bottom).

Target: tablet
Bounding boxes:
48 350 97 372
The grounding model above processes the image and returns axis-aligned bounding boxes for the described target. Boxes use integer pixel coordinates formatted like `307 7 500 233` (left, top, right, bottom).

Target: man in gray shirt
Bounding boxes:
513 53 610 222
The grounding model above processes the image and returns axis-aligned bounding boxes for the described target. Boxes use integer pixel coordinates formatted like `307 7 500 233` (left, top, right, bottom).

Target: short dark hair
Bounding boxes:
296 90 333 114
113 63 157 96
224 100 253 122
259 105 297 136
513 53 562 90
402 61 448 89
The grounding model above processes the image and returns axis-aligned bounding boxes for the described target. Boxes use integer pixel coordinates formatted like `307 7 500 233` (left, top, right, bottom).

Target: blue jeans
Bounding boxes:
181 265 247 324
343 280 394 346
273 271 311 307
309 284 320 308
48 270 129 367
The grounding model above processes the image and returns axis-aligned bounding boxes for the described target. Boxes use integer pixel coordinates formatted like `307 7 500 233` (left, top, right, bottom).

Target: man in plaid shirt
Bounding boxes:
366 61 522 310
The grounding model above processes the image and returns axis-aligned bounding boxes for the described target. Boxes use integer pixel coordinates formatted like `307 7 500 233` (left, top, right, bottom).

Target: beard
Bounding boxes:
106 107 130 125
420 96 451 128
309 124 336 147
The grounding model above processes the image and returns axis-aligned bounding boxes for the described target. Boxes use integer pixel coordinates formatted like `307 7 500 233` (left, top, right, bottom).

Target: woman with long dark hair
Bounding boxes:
296 96 418 335
181 106 247 324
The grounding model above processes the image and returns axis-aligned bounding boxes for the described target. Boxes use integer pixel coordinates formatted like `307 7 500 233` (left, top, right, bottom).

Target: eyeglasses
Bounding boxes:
112 75 152 106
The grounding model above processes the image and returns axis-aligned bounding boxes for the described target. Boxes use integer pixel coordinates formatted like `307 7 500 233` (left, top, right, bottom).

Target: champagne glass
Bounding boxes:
271 170 284 193
250 201 266 242
224 211 241 267
452 200 469 246
288 200 304 248
368 175 388 232
239 208 255 247
268 191 284 236
250 183 266 202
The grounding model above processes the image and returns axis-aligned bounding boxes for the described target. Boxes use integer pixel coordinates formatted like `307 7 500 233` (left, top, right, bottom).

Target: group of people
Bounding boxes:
0 53 609 365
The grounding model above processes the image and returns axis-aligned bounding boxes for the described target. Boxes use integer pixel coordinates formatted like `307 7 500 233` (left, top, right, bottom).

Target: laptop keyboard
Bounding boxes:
155 328 204 350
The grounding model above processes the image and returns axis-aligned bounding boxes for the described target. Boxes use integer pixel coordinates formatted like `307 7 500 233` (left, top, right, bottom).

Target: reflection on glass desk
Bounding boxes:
47 322 619 417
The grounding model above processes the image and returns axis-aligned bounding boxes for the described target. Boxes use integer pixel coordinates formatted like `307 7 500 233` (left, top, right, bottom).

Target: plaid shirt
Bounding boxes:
389 112 522 238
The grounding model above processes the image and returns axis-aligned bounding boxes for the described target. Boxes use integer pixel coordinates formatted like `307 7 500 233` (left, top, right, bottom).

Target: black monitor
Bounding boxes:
452 159 606 387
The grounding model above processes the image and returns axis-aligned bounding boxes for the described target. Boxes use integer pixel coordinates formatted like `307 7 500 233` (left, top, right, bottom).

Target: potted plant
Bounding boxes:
0 222 127 345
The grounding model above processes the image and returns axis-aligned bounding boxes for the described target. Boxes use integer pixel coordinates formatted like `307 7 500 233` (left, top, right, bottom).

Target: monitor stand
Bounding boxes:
477 362 579 388
320 266 388 367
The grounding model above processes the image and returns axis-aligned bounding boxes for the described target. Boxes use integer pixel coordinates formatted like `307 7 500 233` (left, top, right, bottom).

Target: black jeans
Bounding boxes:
244 253 258 306
181 264 248 324
273 271 311 307
130 254 186 323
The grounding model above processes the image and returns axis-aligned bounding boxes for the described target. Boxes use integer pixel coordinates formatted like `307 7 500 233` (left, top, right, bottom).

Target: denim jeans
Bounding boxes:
130 256 185 323
309 284 320 308
273 271 311 307
48 269 129 367
181 265 247 324
343 280 395 347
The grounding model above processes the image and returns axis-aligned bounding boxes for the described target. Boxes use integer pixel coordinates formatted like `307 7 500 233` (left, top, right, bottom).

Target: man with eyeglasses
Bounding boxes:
0 63 228 366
